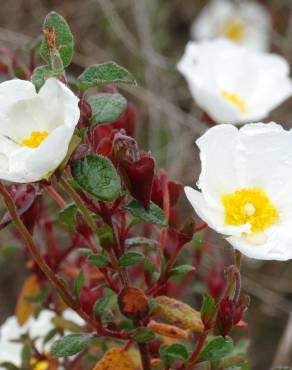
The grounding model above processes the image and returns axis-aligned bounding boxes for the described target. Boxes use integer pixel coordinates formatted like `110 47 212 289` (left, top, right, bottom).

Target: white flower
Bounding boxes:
0 77 80 183
191 0 271 52
0 309 84 368
185 122 292 261
177 39 292 124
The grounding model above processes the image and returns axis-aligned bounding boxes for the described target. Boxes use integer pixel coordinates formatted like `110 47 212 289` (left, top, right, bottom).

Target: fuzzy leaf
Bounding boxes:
71 155 121 201
31 65 52 91
171 264 195 278
125 237 159 249
119 251 145 267
88 93 127 124
125 200 167 227
40 11 74 67
201 294 216 326
78 62 136 91
159 343 189 367
58 203 77 227
51 334 90 357
73 269 85 302
199 336 233 362
87 254 108 268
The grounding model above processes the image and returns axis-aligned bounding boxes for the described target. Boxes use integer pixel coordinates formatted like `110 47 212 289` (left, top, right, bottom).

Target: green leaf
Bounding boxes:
31 65 52 91
0 245 19 259
87 254 108 268
88 93 127 124
199 336 233 362
97 224 114 248
132 327 155 343
119 251 145 267
51 334 90 357
78 248 93 257
125 200 167 227
93 297 111 317
201 294 216 324
58 203 77 227
78 62 137 91
159 343 189 367
0 362 20 370
21 343 31 368
40 11 74 67
71 155 121 202
171 264 195 278
73 269 84 302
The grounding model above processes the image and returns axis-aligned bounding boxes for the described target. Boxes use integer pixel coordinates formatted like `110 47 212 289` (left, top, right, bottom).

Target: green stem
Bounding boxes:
59 176 99 234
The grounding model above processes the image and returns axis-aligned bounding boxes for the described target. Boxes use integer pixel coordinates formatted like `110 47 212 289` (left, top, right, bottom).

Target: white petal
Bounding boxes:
227 220 292 261
8 125 75 183
196 124 240 207
236 122 292 202
38 77 80 130
185 186 250 236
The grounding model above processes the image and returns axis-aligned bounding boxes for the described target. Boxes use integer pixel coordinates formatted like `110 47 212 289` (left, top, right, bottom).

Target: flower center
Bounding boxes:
221 90 247 113
21 131 49 148
220 18 246 42
32 360 49 370
221 188 279 233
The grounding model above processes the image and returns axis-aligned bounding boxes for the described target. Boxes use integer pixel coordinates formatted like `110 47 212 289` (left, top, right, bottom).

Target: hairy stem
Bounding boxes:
0 182 103 332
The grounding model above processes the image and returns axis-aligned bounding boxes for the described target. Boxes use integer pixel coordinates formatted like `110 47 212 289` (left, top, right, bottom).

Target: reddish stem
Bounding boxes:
193 223 208 233
46 185 67 208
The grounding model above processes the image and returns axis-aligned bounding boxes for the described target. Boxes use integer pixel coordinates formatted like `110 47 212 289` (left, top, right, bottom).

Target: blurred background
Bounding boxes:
0 1 292 369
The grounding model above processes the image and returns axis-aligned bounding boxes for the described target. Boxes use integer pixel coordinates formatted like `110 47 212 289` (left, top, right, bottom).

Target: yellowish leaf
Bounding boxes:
154 296 204 332
148 320 192 340
92 348 136 370
16 274 40 326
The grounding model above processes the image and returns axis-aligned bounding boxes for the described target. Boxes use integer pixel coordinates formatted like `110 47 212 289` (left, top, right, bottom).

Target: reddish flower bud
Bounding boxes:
151 175 183 209
112 103 136 137
118 154 155 209
216 297 235 337
233 293 250 325
206 267 226 300
91 124 116 158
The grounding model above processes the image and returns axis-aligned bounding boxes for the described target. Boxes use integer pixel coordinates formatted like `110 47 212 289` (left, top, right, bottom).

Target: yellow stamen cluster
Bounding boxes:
221 188 279 233
220 18 246 42
32 360 49 370
221 90 247 113
21 131 49 148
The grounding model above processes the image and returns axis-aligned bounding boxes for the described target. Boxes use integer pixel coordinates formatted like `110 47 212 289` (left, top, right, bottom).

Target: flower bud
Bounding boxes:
216 297 235 337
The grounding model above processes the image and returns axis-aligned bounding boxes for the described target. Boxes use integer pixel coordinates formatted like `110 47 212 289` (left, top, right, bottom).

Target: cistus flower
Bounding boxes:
185 122 292 260
0 309 84 367
0 77 79 183
191 0 271 52
177 39 292 124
